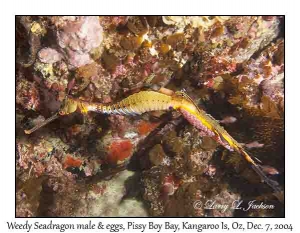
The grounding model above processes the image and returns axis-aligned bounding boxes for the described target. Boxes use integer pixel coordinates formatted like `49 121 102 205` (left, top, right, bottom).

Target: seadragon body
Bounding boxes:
61 91 174 116
25 90 281 194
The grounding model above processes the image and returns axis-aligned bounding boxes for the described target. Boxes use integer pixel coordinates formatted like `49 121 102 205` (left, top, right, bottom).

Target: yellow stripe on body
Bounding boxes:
181 104 214 131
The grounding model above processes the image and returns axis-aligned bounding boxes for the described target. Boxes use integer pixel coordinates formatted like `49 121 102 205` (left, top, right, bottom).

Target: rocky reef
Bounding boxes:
16 16 284 217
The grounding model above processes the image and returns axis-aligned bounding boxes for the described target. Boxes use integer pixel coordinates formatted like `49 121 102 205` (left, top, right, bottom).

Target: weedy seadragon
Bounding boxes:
24 87 283 200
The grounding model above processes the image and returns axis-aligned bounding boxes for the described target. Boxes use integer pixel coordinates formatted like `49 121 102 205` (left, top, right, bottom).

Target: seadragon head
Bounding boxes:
58 96 78 116
24 96 78 134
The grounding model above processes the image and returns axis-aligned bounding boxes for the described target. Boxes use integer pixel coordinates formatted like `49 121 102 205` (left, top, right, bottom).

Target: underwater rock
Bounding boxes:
141 124 219 216
142 167 166 216
148 144 168 166
208 188 241 217
38 48 63 64
16 132 84 217
163 178 216 217
227 39 284 118
34 60 69 91
166 33 186 51
162 16 230 29
56 16 103 69
16 79 40 111
16 176 46 217
16 16 43 68
181 16 280 85
186 149 214 176
162 130 186 157
76 170 148 217
126 16 149 36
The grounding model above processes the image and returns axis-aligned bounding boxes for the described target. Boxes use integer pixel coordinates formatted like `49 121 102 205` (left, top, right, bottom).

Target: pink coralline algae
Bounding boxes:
38 48 63 64
56 16 103 69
